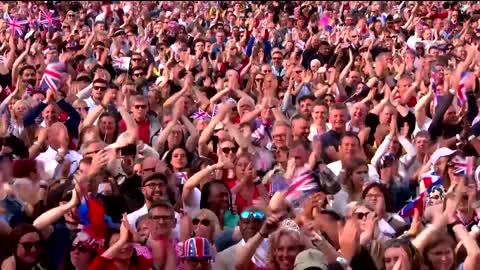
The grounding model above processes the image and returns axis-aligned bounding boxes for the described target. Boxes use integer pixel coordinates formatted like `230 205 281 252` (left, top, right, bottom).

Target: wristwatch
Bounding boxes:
336 257 350 267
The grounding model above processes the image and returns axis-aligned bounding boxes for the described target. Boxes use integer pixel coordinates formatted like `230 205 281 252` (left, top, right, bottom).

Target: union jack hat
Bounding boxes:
182 237 212 260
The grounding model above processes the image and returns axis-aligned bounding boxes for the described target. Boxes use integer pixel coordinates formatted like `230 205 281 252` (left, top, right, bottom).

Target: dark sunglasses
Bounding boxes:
71 244 89 252
93 85 107 91
134 104 147 110
353 211 370 220
75 106 89 111
240 210 265 220
294 70 302 73
272 57 282 60
132 58 142 62
192 218 211 226
133 72 144 76
20 241 42 252
221 147 238 154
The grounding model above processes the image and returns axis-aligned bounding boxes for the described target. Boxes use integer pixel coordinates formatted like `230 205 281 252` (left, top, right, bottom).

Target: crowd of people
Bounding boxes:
1 0 480 270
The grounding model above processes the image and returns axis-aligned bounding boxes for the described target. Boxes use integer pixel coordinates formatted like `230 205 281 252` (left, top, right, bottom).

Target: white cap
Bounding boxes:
431 147 458 165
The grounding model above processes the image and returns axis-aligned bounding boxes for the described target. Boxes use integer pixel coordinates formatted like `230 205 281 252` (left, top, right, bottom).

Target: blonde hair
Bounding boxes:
192 208 221 237
12 100 30 120
267 228 307 270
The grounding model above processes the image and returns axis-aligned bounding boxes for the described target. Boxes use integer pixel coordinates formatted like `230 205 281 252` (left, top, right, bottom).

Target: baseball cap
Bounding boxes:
431 147 458 165
141 172 168 187
294 249 328 270
182 237 212 260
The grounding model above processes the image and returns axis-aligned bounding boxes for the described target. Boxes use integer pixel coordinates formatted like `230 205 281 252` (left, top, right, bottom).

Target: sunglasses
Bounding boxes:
272 57 282 60
20 241 42 252
221 147 238 154
132 58 142 62
353 211 370 220
71 244 89 252
255 78 264 82
240 210 265 220
93 86 107 91
294 70 302 73
134 104 147 110
134 72 144 76
350 35 358 38
192 218 211 226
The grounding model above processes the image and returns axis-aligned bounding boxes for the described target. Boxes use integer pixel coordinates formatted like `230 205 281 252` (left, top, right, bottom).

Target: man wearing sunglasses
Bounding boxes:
215 207 267 270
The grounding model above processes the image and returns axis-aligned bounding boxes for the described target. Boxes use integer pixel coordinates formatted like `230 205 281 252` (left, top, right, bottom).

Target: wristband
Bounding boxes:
456 134 462 142
258 231 269 239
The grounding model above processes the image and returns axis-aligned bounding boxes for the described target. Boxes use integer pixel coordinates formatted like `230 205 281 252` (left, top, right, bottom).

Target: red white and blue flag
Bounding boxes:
400 174 443 217
174 172 188 185
191 109 212 121
39 10 60 30
40 62 65 92
457 72 470 107
112 56 131 71
453 156 475 176
6 14 28 38
399 193 426 218
284 170 321 208
183 237 212 259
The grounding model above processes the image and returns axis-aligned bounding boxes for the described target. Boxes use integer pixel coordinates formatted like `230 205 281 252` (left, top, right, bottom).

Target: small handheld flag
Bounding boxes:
6 14 28 38
112 56 131 71
284 170 321 209
39 61 66 92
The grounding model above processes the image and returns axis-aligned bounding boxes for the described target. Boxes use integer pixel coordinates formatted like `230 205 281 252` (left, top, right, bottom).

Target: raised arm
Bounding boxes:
11 40 31 85
182 162 229 207
33 187 79 230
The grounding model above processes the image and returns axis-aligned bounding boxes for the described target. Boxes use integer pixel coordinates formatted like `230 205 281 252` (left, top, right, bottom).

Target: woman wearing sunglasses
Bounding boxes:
190 209 221 243
68 234 97 270
1 223 51 270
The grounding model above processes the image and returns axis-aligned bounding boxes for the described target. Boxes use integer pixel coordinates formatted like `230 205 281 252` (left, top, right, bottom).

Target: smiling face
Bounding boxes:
274 233 304 270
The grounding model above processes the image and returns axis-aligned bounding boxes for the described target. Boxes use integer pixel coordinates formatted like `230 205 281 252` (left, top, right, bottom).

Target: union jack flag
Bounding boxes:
457 72 470 107
112 56 131 71
399 193 425 218
6 14 28 38
252 123 272 144
26 84 35 95
191 109 212 121
40 62 65 92
174 172 188 185
284 170 321 208
39 10 60 30
183 237 212 259
453 156 475 176
400 174 443 217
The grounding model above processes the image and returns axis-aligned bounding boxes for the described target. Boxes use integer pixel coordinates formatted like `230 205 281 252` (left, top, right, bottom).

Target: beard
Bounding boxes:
26 79 36 87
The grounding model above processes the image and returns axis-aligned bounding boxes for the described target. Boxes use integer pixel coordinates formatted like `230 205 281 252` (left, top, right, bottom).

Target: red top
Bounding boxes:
87 256 152 270
120 118 151 145
234 185 264 213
